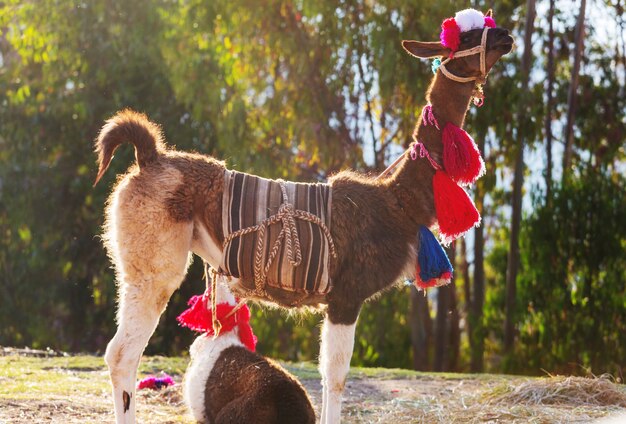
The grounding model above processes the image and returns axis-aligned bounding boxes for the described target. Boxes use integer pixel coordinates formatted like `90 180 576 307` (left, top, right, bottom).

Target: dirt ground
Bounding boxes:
0 351 625 423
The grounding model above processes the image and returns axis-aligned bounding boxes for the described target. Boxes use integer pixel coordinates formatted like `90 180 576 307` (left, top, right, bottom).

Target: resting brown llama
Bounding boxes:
184 276 315 424
94 10 513 424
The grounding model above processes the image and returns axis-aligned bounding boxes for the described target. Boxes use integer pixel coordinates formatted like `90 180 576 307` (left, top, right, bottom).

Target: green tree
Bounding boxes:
514 169 626 375
1 0 624 378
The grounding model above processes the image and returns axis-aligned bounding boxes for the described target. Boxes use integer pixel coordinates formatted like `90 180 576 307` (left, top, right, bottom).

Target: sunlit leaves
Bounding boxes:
1 0 624 370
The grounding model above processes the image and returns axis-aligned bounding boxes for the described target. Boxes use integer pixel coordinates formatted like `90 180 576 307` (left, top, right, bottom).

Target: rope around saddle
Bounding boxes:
220 171 337 300
225 181 337 294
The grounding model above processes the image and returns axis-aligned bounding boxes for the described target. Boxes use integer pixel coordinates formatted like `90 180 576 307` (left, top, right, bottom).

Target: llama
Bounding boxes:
182 273 315 424
94 8 512 424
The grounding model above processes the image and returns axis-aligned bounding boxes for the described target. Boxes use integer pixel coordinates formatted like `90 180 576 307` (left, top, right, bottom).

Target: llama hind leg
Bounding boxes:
105 288 166 423
104 224 193 424
319 313 358 424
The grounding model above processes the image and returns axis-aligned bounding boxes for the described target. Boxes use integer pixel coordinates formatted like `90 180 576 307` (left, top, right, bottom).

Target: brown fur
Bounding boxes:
94 109 168 185
95 23 513 423
94 27 513 325
203 346 315 424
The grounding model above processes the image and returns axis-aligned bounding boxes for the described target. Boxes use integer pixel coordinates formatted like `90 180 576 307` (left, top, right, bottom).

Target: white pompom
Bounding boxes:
454 9 485 32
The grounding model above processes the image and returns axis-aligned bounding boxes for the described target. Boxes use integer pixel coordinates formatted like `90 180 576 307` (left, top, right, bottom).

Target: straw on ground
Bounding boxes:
0 349 624 423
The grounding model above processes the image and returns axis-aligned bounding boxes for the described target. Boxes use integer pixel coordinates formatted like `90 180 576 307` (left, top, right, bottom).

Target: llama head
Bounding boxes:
402 9 513 81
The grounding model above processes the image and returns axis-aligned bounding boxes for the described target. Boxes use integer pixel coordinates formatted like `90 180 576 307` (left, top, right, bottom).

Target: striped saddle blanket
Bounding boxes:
219 170 335 295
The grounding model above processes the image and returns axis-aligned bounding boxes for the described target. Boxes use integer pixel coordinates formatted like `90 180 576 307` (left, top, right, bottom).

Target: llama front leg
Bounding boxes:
319 314 358 424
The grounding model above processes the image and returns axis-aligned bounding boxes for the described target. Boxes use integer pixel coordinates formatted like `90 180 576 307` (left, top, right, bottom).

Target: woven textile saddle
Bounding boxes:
219 170 336 297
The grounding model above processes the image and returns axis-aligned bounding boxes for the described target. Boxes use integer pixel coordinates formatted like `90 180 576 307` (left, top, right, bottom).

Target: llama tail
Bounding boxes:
93 109 166 186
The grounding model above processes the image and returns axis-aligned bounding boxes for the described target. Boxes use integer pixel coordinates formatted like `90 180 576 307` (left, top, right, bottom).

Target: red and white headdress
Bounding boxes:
440 9 496 53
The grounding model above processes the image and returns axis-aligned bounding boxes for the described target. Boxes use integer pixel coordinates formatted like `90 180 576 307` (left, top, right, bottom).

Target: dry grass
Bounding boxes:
1 350 625 423
312 373 626 423
455 375 626 424
486 375 626 408
0 352 192 423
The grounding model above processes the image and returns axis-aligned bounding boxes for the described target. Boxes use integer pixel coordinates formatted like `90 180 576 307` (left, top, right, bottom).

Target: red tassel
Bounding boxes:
442 123 485 185
176 294 213 333
433 170 481 243
177 294 258 352
233 305 257 351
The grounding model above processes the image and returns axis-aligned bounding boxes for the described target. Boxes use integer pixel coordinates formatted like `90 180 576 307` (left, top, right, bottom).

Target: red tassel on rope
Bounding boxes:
442 123 485 185
177 294 258 352
176 294 212 333
433 170 481 243
235 305 258 352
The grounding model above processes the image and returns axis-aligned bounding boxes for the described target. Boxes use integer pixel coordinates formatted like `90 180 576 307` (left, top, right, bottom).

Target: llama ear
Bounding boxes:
485 9 493 18
402 40 450 59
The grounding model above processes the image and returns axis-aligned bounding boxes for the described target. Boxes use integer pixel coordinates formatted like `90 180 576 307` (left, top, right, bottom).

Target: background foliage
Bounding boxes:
1 0 624 376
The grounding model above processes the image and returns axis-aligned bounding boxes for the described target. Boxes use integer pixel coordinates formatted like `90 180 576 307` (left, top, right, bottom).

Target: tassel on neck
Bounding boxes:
432 170 481 243
415 226 453 289
442 123 485 185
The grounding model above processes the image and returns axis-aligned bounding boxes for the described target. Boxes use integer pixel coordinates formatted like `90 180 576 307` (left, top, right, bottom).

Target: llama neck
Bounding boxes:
420 72 475 151
386 73 475 227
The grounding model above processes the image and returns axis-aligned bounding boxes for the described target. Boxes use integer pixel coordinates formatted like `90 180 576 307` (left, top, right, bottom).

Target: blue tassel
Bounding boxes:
416 226 453 288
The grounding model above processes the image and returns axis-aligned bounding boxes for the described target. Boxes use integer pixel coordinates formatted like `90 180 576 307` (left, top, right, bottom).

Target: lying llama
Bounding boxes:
94 8 513 424
182 272 315 424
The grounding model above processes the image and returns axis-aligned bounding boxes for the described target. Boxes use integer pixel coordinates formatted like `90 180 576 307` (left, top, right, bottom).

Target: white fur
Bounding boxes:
319 319 357 424
184 277 240 422
454 8 485 32
184 332 244 423
214 275 237 305
103 168 195 424
191 220 223 269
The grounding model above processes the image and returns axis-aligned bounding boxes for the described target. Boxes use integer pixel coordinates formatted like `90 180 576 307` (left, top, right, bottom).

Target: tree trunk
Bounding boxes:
471 222 485 372
544 0 556 201
460 238 472 352
410 286 432 371
562 0 588 178
469 124 488 372
619 4 626 89
447 245 460 372
504 0 536 355
434 284 449 372
433 243 459 372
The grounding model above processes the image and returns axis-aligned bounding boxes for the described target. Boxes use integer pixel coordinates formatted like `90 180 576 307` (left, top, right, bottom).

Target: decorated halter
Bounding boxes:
440 27 489 83
435 9 496 106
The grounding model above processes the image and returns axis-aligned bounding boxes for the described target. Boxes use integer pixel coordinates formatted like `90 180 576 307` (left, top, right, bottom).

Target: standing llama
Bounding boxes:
94 8 513 424
182 272 315 424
